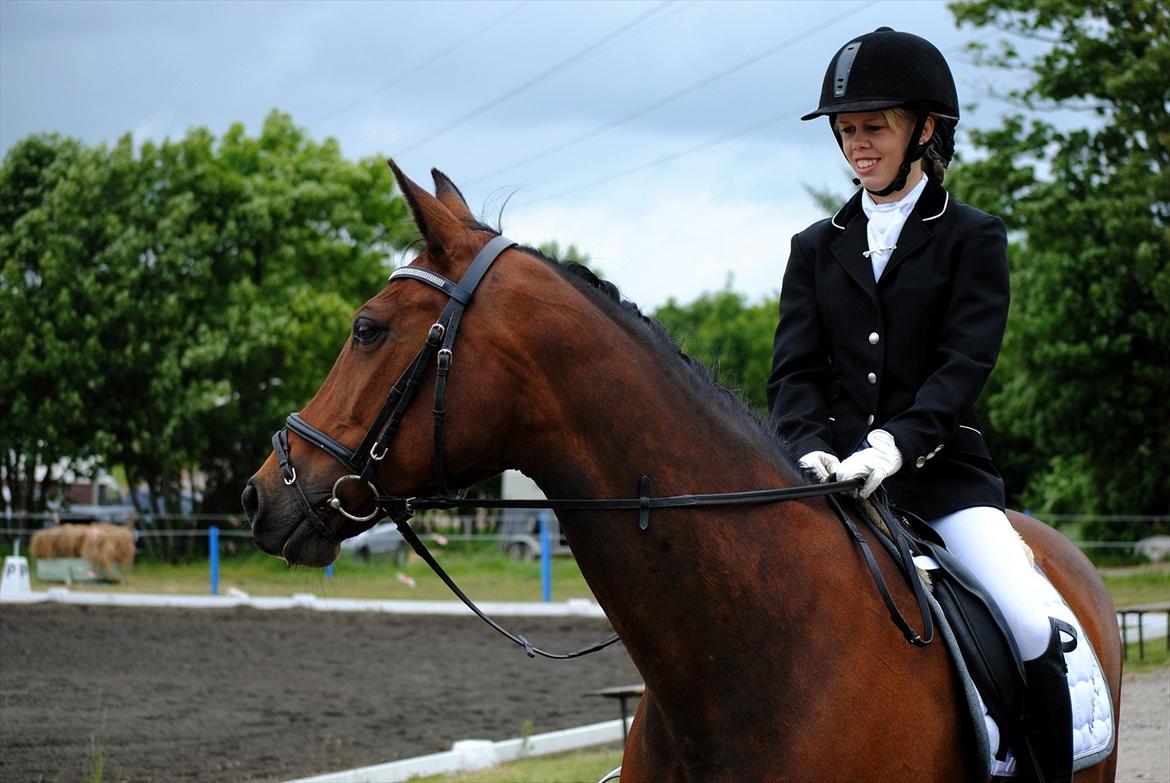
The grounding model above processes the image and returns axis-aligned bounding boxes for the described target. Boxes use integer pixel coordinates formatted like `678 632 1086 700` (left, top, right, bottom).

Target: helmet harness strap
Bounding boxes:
837 104 932 198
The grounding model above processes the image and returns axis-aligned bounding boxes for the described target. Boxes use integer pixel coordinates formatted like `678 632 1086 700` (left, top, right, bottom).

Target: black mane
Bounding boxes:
447 215 799 474
511 238 802 478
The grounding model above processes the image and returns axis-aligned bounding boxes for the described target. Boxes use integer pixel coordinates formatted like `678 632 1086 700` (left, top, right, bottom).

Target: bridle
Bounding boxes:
269 233 934 659
272 234 518 537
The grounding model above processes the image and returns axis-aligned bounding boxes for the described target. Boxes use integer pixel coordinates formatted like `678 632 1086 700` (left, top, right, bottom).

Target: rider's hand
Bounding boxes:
835 429 903 497
798 451 841 483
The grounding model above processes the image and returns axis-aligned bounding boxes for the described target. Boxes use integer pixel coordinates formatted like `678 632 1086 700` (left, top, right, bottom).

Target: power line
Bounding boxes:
306 1 531 131
394 0 678 156
511 26 1007 207
464 0 877 187
524 106 796 205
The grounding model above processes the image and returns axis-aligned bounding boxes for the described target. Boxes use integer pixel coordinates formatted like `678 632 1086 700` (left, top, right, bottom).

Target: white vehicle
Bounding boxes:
340 521 407 564
497 471 570 561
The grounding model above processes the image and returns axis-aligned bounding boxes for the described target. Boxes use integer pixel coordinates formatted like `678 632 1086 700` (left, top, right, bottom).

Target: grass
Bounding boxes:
29 543 597 603
87 708 108 783
34 539 1168 610
1108 562 1170 673
1123 639 1170 674
1099 562 1170 608
408 745 623 783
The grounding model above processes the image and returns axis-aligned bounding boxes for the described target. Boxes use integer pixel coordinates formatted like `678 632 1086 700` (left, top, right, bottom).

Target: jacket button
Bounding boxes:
866 414 874 426
868 332 880 345
915 456 927 468
867 372 877 384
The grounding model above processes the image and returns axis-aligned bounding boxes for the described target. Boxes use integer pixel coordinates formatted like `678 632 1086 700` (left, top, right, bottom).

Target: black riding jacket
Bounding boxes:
766 178 1008 520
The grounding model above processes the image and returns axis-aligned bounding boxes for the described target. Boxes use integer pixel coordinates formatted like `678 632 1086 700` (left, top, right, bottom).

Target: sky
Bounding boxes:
0 0 1031 310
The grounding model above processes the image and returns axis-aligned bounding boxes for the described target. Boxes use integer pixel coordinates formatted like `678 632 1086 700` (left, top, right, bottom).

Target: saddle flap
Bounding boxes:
915 537 1028 758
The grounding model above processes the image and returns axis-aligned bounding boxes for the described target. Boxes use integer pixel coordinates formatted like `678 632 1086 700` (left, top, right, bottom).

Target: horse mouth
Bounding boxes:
279 516 340 568
245 482 339 568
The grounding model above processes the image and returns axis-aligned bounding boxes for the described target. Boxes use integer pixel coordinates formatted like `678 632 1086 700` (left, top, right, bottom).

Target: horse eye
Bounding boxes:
352 320 384 346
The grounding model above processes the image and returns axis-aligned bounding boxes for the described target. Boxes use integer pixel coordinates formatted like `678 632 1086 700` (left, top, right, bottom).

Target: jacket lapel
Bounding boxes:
879 214 931 284
829 192 877 301
878 178 949 285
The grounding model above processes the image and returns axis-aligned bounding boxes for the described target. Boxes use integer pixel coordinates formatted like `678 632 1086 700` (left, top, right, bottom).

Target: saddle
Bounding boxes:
831 493 1065 766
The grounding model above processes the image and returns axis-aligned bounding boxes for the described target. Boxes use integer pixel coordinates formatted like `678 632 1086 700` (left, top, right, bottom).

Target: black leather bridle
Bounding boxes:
270 234 933 659
272 234 518 536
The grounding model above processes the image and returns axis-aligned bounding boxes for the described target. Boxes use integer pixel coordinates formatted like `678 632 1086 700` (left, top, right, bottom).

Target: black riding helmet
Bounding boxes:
803 28 959 196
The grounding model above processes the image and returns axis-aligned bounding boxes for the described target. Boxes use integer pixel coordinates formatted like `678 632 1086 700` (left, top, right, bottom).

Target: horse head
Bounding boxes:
243 163 554 566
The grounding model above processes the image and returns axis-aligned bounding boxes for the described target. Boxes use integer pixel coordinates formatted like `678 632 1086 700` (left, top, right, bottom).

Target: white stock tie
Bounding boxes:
861 174 928 282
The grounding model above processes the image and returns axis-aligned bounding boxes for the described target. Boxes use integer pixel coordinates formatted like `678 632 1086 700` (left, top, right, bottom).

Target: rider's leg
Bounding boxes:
928 506 1051 658
928 506 1074 783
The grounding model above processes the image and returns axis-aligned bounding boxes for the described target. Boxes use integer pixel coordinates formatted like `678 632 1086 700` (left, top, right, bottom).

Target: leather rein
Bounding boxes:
271 235 934 659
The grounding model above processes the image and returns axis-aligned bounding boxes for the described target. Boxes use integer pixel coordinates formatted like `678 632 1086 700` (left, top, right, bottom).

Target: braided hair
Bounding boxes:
874 106 957 185
923 114 956 183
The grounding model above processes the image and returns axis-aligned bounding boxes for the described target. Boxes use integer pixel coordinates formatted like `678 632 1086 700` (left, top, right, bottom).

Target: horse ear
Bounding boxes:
432 168 474 223
387 160 468 262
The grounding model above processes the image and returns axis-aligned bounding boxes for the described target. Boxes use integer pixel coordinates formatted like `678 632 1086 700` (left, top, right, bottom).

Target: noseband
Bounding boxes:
271 234 517 539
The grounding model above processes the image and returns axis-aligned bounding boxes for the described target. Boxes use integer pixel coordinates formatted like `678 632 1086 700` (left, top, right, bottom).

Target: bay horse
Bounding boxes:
243 164 1121 782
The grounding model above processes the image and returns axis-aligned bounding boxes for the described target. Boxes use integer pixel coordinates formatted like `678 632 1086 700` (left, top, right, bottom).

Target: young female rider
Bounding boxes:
766 28 1074 783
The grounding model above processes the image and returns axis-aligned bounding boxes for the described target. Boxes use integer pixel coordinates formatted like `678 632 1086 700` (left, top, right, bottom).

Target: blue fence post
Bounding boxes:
539 512 552 603
209 525 219 596
325 564 334 580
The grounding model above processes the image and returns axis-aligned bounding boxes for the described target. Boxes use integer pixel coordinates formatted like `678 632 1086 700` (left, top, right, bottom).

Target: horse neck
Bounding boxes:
513 310 785 499
505 284 829 619
501 286 881 746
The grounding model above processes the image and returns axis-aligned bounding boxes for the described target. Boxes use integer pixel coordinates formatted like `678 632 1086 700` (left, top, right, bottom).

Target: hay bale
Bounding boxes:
79 524 134 581
29 524 87 559
29 528 56 560
56 524 87 557
30 523 134 582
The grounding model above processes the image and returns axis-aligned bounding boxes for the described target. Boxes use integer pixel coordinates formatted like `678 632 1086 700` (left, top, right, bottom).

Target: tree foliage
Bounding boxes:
1 135 106 510
947 0 1169 529
1 111 412 514
653 286 778 414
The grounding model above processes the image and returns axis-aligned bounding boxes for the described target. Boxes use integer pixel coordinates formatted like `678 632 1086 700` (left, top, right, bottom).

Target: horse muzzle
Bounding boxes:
242 477 340 567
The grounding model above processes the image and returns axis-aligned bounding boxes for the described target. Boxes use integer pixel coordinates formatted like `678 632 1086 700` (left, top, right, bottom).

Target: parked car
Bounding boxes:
340 521 408 565
496 470 572 560
498 512 571 561
55 474 136 524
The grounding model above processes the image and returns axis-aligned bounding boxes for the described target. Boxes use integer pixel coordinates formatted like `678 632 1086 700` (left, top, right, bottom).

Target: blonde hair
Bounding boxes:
881 107 911 131
873 107 952 182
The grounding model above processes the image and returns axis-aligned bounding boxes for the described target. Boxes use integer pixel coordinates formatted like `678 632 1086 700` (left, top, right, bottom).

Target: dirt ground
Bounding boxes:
0 604 1166 783
0 605 640 782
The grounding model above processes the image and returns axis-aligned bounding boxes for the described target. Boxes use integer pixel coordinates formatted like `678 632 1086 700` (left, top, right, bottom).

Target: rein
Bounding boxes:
272 234 933 659
382 478 934 658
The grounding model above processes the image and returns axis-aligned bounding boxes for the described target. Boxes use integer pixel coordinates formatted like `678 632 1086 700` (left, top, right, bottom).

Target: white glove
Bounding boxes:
835 429 903 497
798 451 841 483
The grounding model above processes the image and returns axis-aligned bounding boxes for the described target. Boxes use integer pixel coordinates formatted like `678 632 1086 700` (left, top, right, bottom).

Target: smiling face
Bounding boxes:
835 110 934 202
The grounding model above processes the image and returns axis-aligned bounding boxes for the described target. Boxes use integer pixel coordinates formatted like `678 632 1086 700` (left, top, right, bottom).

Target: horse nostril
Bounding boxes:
241 481 261 523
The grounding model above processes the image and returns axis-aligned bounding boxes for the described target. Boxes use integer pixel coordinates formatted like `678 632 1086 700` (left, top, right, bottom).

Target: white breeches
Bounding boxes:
927 506 1054 661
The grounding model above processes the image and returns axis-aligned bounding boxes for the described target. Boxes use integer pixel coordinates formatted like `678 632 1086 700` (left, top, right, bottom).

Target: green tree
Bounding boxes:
653 285 778 413
947 0 1169 533
0 135 110 511
536 239 602 278
1 111 413 516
